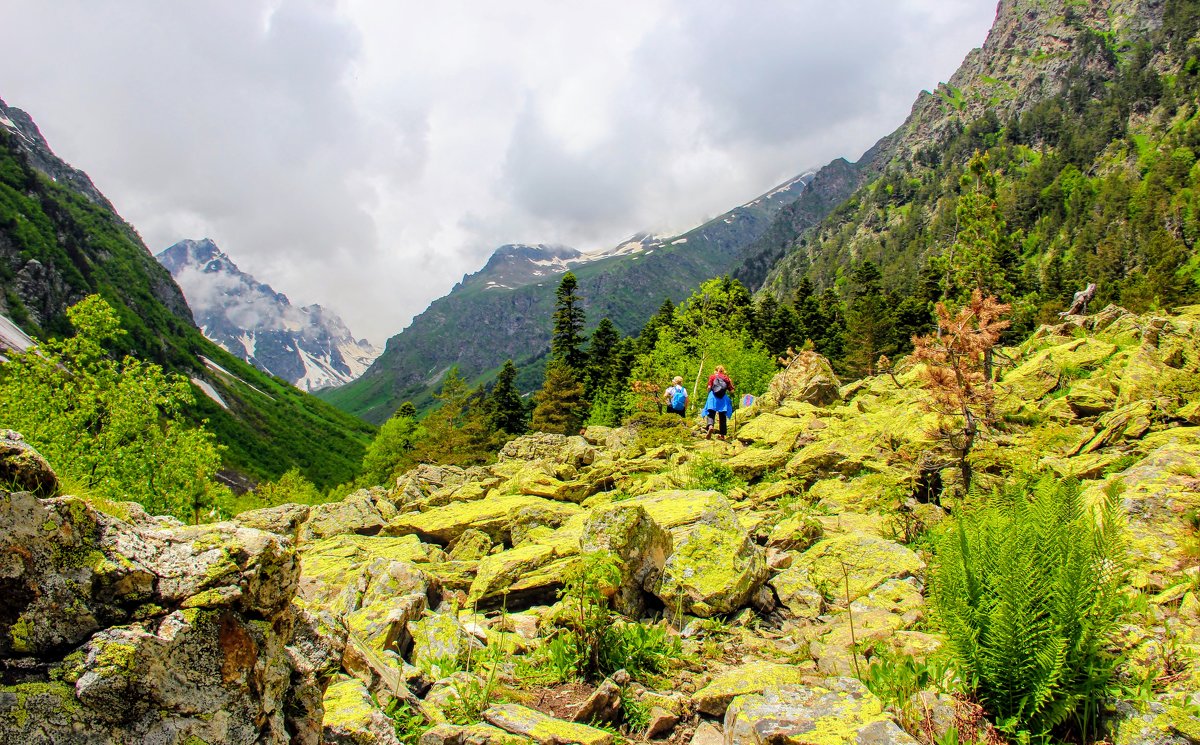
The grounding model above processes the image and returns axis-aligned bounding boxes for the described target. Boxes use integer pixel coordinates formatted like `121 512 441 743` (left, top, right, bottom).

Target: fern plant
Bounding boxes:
930 475 1128 741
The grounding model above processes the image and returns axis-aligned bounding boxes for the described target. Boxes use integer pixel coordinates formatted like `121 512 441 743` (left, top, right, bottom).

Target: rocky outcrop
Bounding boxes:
0 429 57 497
0 481 331 743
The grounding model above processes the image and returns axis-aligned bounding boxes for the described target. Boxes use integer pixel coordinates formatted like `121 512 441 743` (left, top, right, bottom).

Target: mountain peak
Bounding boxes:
156 239 379 392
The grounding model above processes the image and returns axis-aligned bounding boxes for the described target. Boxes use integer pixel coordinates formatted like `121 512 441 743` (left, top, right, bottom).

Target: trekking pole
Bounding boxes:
690 354 707 419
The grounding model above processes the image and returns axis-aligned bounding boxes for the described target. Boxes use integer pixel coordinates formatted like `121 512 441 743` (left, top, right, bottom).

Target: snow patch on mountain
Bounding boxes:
158 239 379 391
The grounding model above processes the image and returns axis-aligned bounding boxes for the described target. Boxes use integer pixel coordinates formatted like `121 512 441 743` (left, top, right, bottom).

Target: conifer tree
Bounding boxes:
844 260 897 375
489 360 527 435
912 290 1010 492
944 151 1017 301
551 272 588 374
635 298 677 356
531 361 588 434
584 318 621 398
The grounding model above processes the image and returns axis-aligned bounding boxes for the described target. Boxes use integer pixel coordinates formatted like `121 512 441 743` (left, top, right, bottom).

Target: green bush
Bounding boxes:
930 475 1128 740
0 295 223 522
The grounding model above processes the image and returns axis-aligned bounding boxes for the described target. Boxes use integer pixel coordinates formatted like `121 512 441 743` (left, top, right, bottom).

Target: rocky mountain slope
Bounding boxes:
737 0 1192 311
4 302 1198 743
323 173 812 424
0 95 373 487
158 239 379 392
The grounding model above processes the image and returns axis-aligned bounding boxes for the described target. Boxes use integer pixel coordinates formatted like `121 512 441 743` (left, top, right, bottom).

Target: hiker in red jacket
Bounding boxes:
703 365 734 439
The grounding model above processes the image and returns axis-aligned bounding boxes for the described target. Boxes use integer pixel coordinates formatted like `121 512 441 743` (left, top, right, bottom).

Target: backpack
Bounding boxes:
671 386 687 409
711 376 728 398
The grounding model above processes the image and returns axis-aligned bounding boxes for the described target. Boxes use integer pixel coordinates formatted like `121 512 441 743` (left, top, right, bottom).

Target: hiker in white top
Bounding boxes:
663 375 688 417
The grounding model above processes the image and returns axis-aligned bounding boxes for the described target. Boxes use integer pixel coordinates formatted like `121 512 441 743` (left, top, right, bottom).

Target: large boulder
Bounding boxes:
0 430 57 497
0 489 326 744
580 503 672 617
387 494 572 545
654 523 768 617
497 433 598 468
759 352 843 410
723 679 916 745
298 488 390 543
792 535 924 604
322 676 404 745
691 661 810 716
483 703 613 745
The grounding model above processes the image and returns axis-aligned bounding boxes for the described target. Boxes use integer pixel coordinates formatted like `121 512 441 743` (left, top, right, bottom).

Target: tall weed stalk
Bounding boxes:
930 476 1128 741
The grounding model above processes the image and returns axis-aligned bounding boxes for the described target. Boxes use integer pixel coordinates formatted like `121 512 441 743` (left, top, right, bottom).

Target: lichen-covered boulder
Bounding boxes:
734 414 810 447
497 433 598 468
759 352 843 410
448 528 494 561
322 676 404 745
483 703 614 745
408 612 481 677
723 679 916 745
0 429 57 496
235 501 312 540
388 494 567 544
792 535 924 603
419 722 532 745
393 464 472 510
691 661 810 716
768 514 824 551
0 489 326 744
1066 383 1117 417
297 533 443 613
655 523 767 617
725 444 795 480
298 487 390 543
615 490 742 536
770 565 825 620
580 503 672 617
467 543 582 608
1110 698 1200 745
1002 337 1117 401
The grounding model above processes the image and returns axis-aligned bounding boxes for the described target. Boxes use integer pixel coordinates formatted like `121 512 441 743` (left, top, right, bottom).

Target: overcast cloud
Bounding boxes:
1 0 997 344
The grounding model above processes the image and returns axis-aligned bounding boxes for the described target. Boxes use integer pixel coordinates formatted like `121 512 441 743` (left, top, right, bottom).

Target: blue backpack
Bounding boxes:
671 386 687 409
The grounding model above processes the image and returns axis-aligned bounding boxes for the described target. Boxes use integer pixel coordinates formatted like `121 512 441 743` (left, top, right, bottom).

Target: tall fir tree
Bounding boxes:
489 360 527 435
531 361 588 434
551 272 588 374
844 260 897 375
584 318 621 398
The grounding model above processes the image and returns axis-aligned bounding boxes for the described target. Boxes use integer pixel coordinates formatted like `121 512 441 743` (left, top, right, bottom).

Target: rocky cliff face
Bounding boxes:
0 437 339 743
0 96 194 331
158 239 379 392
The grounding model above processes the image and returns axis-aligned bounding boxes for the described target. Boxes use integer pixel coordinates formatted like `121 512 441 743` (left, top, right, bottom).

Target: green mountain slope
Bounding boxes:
0 102 373 487
742 0 1200 325
323 174 813 423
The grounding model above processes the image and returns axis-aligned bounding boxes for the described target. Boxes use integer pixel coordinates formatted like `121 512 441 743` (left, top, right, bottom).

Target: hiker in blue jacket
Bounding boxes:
704 365 734 439
663 376 688 417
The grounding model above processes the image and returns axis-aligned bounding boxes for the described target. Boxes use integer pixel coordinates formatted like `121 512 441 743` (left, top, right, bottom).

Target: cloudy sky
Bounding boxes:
2 1 997 344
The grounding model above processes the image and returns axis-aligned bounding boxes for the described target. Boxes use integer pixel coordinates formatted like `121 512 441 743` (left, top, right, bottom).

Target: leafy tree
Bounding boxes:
675 276 755 334
912 291 1010 492
489 360 527 435
531 362 588 434
359 405 424 486
0 295 222 522
551 272 588 374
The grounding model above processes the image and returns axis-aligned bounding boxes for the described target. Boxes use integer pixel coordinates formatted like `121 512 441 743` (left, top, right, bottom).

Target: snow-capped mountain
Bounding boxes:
156 239 379 391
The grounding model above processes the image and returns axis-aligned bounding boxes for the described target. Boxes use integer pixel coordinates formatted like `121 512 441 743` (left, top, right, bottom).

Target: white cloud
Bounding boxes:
0 0 997 344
